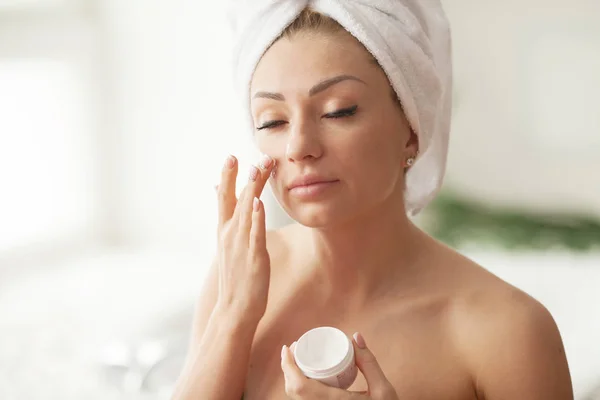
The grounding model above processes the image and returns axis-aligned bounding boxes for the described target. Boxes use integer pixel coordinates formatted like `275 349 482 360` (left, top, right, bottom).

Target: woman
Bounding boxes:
173 2 573 399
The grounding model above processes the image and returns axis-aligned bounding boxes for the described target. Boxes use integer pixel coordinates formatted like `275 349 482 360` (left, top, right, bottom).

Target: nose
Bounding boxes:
285 118 324 163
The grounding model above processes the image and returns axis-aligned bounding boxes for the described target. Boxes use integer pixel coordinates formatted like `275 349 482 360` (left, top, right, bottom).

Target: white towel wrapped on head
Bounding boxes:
228 0 453 216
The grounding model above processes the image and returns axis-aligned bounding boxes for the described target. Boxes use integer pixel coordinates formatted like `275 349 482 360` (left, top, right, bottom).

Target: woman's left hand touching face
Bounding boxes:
281 333 399 400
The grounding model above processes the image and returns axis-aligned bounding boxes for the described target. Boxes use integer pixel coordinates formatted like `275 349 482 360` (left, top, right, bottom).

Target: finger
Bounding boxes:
217 155 238 227
237 155 275 239
248 197 267 261
281 345 328 399
252 153 276 198
241 155 275 212
352 333 395 398
236 165 260 238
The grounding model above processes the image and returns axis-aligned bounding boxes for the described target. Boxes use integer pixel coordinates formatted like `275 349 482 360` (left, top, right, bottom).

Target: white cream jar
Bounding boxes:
293 326 358 389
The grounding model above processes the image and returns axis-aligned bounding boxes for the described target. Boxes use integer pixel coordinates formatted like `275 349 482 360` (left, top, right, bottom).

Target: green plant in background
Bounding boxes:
423 192 600 252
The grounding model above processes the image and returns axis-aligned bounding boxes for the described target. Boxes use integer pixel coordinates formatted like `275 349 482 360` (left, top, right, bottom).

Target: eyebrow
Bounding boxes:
252 75 366 101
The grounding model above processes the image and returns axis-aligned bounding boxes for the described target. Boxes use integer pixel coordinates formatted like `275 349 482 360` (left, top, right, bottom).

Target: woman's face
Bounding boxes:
251 30 416 227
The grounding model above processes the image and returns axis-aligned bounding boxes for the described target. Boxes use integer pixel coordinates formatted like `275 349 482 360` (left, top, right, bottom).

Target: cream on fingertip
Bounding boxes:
259 154 273 169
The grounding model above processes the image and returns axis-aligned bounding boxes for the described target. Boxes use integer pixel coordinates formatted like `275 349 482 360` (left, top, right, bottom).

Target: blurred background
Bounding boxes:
0 0 598 399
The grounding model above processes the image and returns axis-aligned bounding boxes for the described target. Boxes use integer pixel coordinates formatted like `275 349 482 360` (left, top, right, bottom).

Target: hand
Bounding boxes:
214 154 276 324
281 332 399 399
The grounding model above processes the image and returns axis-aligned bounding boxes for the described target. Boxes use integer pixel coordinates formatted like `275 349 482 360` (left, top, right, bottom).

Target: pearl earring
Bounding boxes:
406 150 419 168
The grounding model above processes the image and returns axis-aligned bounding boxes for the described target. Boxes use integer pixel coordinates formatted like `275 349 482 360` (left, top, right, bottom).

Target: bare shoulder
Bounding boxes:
439 247 573 399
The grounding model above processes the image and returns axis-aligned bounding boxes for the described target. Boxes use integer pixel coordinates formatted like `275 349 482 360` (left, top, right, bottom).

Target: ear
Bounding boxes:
401 128 419 169
406 128 419 155
394 98 419 157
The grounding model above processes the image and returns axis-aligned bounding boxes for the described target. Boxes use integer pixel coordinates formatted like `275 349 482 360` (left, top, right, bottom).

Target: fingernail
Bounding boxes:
353 332 366 349
281 345 287 359
253 197 260 211
259 154 273 169
225 155 235 169
214 184 219 192
249 166 259 181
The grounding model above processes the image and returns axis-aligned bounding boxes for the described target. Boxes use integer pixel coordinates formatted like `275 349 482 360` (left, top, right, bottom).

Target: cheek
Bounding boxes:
341 120 402 165
255 134 287 159
335 124 404 190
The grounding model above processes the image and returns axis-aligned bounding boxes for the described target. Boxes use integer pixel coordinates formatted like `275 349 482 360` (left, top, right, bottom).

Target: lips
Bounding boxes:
288 175 339 190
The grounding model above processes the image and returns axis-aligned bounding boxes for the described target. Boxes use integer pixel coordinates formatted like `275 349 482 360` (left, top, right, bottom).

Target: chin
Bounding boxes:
284 201 354 228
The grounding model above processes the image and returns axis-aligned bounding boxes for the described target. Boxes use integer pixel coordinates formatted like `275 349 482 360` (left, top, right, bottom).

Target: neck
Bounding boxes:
304 194 425 303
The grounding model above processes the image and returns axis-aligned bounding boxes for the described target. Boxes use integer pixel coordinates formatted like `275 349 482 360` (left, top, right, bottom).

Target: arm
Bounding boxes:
172 301 259 400
171 154 275 400
171 259 258 400
465 291 573 399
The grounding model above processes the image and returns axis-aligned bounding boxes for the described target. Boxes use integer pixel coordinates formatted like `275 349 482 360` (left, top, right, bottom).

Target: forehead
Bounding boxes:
251 31 377 93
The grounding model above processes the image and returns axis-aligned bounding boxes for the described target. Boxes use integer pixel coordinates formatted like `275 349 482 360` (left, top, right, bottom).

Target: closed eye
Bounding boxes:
324 105 358 119
256 105 358 131
256 120 287 131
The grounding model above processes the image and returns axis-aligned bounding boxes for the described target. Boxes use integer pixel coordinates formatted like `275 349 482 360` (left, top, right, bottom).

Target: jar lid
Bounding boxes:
294 327 351 376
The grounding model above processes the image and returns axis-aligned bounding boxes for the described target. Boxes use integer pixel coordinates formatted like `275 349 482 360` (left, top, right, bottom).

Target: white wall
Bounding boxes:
98 0 271 253
0 5 102 257
443 0 600 217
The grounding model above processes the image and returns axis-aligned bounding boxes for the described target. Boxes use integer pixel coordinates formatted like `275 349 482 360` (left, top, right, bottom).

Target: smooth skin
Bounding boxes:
172 29 573 400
